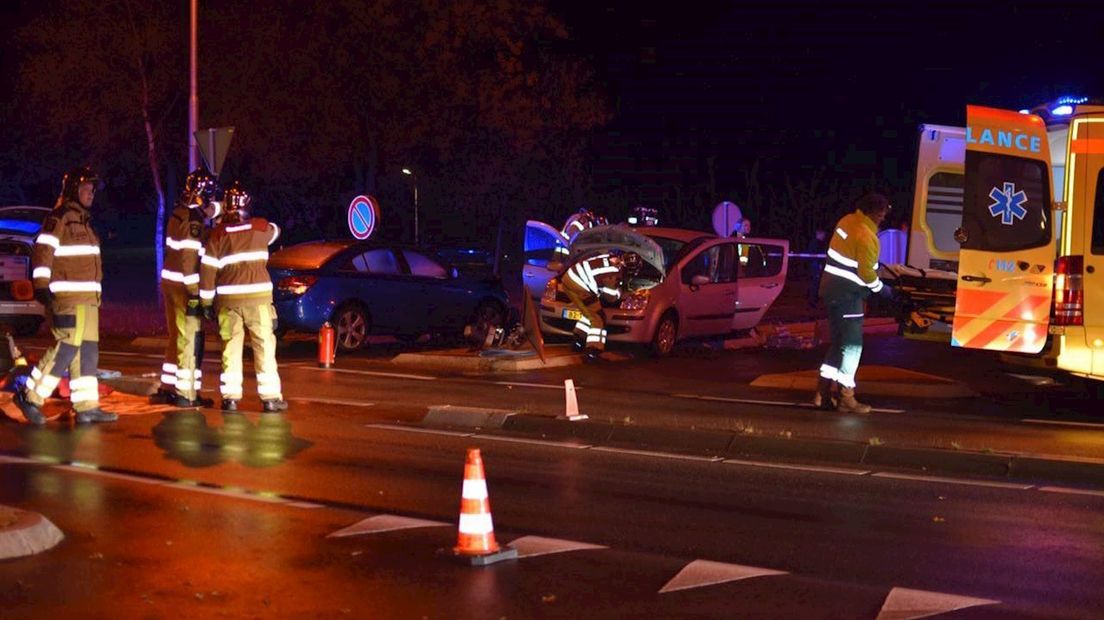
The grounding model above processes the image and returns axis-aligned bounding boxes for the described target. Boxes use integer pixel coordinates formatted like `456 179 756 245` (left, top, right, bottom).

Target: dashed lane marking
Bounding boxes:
671 393 906 414
327 514 449 538
1038 486 1104 498
590 446 724 462
364 423 474 438
295 367 437 381
494 381 579 390
659 559 786 594
288 397 376 408
871 472 1035 490
1021 418 1104 430
876 586 999 620
98 350 170 359
723 459 871 476
472 434 591 449
507 535 607 558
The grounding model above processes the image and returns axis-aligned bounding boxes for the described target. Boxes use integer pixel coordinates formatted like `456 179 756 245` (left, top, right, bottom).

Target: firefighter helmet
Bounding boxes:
622 251 642 276
59 166 99 203
223 181 252 223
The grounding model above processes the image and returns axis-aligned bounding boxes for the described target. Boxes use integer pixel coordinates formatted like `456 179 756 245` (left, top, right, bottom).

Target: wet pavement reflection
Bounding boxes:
152 411 311 468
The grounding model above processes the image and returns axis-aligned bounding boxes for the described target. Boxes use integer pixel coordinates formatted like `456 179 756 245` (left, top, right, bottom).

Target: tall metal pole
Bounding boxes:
188 0 199 171
413 178 419 247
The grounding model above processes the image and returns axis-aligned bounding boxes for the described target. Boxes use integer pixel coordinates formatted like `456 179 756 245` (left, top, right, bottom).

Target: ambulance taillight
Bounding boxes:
1053 255 1084 326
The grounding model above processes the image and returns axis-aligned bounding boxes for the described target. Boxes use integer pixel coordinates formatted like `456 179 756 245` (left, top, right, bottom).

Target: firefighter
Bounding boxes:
559 250 640 361
153 168 219 407
14 166 116 425
560 208 607 243
814 193 894 414
199 181 287 413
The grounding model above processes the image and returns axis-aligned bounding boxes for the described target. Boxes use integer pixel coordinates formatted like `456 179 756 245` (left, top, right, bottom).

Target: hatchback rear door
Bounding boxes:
733 238 789 330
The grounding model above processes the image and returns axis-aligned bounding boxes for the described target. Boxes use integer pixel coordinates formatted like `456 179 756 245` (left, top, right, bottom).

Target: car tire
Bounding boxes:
333 303 370 352
651 311 678 357
472 300 505 329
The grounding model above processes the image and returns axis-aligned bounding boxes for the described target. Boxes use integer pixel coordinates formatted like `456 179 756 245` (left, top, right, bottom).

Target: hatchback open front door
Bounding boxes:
951 105 1056 353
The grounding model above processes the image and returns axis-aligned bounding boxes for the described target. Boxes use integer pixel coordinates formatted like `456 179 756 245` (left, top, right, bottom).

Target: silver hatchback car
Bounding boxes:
538 227 789 356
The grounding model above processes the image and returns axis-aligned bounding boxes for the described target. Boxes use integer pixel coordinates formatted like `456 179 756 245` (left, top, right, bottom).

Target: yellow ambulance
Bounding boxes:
905 97 1104 382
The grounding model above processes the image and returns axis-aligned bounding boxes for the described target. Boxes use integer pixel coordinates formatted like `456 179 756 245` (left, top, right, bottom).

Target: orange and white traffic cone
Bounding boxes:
453 447 517 566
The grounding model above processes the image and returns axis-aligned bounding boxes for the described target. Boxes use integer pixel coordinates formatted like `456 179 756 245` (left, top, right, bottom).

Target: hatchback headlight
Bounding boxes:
620 289 650 310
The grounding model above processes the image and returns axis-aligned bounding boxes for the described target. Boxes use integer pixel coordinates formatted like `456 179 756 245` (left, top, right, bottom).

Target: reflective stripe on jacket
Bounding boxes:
161 203 206 294
822 209 883 296
200 217 280 308
32 201 103 307
561 253 622 303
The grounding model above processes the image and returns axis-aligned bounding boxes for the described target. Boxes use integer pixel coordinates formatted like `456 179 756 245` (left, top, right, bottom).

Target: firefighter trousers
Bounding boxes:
820 293 865 389
218 304 282 401
161 283 204 400
563 288 607 352
25 304 100 412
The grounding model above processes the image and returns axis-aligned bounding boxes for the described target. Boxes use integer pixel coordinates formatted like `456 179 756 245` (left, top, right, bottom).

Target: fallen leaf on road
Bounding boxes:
89 552 104 560
541 594 557 604
933 516 946 523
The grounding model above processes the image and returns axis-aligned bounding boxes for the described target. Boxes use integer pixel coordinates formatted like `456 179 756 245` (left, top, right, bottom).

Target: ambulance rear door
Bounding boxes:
1064 107 1104 377
951 106 1056 354
909 124 966 271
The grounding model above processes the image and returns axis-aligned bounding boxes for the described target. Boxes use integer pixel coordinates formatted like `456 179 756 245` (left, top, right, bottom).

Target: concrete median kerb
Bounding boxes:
421 410 1104 489
751 365 978 399
0 505 64 560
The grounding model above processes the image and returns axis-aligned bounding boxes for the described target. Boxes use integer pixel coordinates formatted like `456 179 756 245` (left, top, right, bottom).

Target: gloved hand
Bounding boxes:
201 305 216 322
34 288 53 307
186 295 202 317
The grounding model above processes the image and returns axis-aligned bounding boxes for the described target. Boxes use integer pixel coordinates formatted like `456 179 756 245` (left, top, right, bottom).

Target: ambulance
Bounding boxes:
902 96 1104 383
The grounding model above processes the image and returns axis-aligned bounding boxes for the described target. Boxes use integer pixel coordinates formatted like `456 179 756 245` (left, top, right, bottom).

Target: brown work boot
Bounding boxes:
811 377 836 410
836 387 872 414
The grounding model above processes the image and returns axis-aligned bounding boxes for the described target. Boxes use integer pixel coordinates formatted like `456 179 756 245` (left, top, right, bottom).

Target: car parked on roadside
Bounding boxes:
269 240 510 351
539 226 789 356
0 205 50 335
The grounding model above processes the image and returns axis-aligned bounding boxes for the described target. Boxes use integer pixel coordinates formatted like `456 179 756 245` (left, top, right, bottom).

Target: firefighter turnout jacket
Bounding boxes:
821 209 883 297
161 202 206 295
32 200 103 307
562 253 623 304
200 218 281 308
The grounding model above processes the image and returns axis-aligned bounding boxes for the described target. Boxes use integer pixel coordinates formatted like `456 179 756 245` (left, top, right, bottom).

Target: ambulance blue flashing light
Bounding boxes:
1055 95 1089 105
1051 104 1074 116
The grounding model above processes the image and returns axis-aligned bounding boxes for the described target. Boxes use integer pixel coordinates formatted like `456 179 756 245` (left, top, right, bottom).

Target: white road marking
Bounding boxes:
671 393 905 414
296 367 437 381
471 434 591 449
722 459 870 476
494 381 578 390
165 482 287 503
1021 418 1104 429
507 535 606 558
364 423 474 438
590 446 723 462
328 514 449 538
288 397 376 408
1038 486 1104 498
659 559 786 594
876 586 999 620
0 454 37 464
871 472 1034 490
99 350 171 359
286 501 325 509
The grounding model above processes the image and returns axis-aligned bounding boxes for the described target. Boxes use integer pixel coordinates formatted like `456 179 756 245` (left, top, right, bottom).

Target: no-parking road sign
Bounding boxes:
348 195 380 240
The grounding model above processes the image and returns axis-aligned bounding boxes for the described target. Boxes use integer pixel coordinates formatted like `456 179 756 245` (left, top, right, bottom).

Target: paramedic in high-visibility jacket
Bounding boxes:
814 193 893 414
559 250 640 361
15 166 117 425
199 181 287 413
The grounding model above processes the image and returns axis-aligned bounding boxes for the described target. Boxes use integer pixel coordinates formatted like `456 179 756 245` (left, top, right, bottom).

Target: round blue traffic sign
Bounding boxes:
348 195 380 240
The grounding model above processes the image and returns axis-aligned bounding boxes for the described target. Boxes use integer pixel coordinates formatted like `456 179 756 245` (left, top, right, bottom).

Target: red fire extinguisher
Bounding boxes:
318 322 336 368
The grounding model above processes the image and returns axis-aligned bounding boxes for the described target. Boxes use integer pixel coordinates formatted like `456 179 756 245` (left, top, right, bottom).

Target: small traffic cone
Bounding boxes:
453 448 517 566
558 379 587 421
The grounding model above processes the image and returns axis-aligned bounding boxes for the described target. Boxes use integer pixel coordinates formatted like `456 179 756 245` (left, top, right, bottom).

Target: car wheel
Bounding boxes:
651 312 678 357
472 300 505 329
333 303 370 352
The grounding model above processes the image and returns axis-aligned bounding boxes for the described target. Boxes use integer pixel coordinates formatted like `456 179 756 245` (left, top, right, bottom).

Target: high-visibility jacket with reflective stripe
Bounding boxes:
560 253 623 304
200 217 280 308
161 202 207 295
822 209 883 297
32 200 103 307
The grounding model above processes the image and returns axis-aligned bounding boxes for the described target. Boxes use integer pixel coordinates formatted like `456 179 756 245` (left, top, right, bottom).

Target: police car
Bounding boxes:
0 205 49 335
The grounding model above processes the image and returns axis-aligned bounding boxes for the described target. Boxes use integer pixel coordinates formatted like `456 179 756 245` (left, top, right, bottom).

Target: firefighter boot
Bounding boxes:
262 399 288 413
221 399 239 413
75 408 119 424
836 387 872 414
811 377 836 410
14 390 46 425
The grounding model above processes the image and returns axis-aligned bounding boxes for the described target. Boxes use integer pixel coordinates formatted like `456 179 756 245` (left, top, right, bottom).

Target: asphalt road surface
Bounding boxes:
1 338 1102 618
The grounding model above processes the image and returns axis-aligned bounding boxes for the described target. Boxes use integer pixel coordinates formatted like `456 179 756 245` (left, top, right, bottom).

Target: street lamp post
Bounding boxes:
189 0 199 171
402 168 419 246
